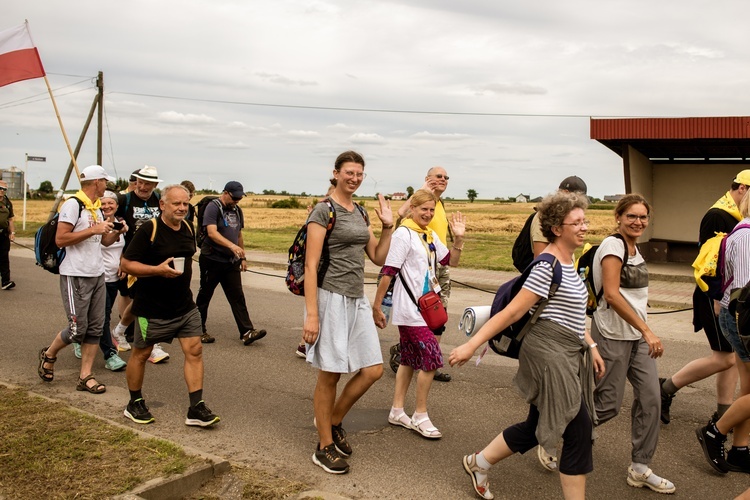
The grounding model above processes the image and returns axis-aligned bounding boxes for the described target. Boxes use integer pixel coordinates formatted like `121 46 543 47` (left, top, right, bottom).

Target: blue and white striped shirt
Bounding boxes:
721 217 750 308
522 259 587 339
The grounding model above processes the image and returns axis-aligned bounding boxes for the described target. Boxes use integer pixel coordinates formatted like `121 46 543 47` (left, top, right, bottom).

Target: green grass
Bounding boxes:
0 386 203 499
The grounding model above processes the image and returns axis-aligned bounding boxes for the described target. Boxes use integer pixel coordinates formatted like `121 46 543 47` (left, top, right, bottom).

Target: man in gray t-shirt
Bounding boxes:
308 199 371 298
195 181 267 345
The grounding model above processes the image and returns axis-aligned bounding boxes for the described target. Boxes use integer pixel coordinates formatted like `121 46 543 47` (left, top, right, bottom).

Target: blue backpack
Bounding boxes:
488 253 563 358
34 197 85 274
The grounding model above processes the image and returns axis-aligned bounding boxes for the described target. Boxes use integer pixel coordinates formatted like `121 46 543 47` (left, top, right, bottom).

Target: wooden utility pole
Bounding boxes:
47 71 106 221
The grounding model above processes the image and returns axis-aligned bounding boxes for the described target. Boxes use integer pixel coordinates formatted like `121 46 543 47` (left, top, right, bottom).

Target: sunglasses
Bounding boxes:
0 187 6 191
231 196 243 202
433 174 449 180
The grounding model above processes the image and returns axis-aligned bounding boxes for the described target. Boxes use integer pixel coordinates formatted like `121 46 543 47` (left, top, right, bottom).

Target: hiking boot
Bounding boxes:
434 370 452 382
727 447 750 473
389 344 401 373
242 328 267 345
111 331 131 352
332 423 352 457
124 398 155 424
312 443 349 474
296 343 306 358
659 377 674 424
463 454 494 499
185 401 220 427
148 343 169 363
72 343 82 359
2 280 15 290
104 354 127 371
201 332 216 344
695 425 729 474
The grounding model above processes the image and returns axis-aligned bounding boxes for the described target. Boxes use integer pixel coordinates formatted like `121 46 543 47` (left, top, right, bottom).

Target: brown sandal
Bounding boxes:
76 374 106 394
38 347 56 382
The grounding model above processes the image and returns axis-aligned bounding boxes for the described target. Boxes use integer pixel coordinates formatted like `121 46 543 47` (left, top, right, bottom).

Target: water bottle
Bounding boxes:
381 290 393 325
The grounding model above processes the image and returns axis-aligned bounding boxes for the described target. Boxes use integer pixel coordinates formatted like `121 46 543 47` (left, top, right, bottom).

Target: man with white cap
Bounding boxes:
112 165 170 363
37 165 126 394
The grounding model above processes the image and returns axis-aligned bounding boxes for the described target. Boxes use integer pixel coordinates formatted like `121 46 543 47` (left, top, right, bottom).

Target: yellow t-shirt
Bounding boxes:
429 199 449 246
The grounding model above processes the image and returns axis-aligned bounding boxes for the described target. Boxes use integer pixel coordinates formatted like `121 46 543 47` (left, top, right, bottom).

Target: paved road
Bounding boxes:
1 246 747 499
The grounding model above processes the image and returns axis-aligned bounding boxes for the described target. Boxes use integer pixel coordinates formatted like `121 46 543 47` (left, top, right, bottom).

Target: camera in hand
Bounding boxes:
112 221 124 231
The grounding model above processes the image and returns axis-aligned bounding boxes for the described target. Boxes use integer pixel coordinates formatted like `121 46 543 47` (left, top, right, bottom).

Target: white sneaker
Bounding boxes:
111 330 131 352
148 343 170 364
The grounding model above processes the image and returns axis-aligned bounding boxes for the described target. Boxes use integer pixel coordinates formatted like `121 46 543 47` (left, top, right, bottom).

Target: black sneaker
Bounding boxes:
124 398 155 424
200 332 215 344
1 281 15 290
185 401 220 427
434 370 452 382
332 423 352 457
312 443 349 474
242 328 267 345
659 377 674 424
727 447 750 474
389 344 400 373
695 425 729 474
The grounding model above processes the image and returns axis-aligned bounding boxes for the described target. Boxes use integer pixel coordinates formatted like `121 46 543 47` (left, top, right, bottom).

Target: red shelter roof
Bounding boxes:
590 117 750 161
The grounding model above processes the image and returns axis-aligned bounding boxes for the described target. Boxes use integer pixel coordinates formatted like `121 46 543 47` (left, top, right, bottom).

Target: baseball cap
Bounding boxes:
129 169 140 182
224 181 245 198
734 169 750 185
133 165 163 183
558 175 587 194
80 165 115 182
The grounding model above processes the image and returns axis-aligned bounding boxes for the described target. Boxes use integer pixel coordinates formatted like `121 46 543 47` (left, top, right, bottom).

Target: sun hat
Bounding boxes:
133 165 163 183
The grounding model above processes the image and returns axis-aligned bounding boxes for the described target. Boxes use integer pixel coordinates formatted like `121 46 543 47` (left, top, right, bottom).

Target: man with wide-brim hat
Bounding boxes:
113 165 170 364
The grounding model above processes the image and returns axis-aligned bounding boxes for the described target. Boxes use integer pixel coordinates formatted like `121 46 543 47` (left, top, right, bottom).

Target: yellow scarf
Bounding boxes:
74 190 102 221
710 191 742 221
401 218 434 244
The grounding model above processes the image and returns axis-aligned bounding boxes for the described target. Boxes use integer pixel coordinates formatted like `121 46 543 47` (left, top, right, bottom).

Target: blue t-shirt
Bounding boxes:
201 199 244 262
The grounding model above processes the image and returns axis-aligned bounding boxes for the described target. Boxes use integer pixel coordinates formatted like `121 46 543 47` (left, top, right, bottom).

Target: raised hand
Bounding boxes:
373 193 394 227
450 211 466 239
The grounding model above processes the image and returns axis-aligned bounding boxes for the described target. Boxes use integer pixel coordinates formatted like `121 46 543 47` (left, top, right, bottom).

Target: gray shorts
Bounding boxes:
59 274 106 345
133 308 202 349
306 288 383 373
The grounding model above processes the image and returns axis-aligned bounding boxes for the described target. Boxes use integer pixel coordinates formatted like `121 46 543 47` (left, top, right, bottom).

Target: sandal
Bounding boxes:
76 374 106 394
37 347 56 382
388 409 413 429
411 414 442 439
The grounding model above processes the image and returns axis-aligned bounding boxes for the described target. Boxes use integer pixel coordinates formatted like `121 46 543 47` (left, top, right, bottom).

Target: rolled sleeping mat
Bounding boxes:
458 306 492 337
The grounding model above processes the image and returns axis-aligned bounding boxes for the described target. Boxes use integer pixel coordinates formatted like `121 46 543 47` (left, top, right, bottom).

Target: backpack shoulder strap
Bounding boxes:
149 217 158 243
517 253 561 342
353 202 369 224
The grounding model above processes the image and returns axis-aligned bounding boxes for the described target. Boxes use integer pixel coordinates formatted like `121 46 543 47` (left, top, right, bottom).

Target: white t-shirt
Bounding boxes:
592 235 649 341
102 234 125 283
58 198 105 277
386 226 449 327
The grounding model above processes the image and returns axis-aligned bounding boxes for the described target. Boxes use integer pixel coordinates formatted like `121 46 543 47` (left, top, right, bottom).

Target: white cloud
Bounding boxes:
156 111 216 125
349 132 386 144
410 132 470 141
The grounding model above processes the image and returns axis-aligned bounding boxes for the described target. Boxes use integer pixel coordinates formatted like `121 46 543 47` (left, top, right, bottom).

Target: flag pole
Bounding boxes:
23 153 28 230
41 75 81 181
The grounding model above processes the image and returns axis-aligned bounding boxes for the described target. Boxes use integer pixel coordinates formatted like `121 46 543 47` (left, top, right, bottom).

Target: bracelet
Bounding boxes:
589 342 598 349
382 224 394 229
453 245 464 251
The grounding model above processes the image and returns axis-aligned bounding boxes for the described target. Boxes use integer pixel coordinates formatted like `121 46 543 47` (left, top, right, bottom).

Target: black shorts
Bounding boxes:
692 287 733 353
133 308 202 348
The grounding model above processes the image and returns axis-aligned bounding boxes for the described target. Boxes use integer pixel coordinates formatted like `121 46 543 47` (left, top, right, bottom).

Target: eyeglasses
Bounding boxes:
624 213 650 223
560 219 590 228
433 174 450 181
340 170 367 180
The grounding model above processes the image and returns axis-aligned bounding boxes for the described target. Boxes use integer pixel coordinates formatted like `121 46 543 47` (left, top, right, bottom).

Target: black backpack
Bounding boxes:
511 212 537 272
575 233 628 316
286 199 368 296
488 253 563 358
730 283 750 353
34 197 85 274
195 196 223 247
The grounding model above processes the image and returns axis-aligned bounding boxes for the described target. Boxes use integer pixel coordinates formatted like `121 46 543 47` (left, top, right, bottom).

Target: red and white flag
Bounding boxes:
0 21 46 88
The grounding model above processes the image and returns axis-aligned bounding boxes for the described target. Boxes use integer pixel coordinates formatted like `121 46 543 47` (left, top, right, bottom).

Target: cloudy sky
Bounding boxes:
1 1 748 199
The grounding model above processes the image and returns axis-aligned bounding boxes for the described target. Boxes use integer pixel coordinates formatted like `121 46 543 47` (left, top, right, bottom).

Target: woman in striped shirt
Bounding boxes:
449 191 604 500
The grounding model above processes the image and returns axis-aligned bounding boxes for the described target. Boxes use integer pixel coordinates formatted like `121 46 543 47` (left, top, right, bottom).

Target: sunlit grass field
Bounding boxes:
15 196 617 272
